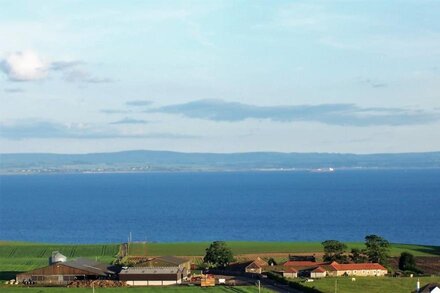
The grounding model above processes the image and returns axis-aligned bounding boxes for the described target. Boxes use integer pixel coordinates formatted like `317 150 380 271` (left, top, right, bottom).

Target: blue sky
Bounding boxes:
1 0 439 153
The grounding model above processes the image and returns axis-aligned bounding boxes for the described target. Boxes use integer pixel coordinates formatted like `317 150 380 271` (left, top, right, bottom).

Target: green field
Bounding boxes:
0 286 270 293
128 241 440 257
302 276 440 293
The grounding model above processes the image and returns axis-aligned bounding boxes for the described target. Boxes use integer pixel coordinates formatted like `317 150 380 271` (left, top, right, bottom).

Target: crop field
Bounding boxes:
128 241 440 257
0 286 270 293
302 276 440 293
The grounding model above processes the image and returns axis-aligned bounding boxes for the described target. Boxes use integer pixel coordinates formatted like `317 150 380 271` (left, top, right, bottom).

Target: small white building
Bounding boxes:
310 267 326 278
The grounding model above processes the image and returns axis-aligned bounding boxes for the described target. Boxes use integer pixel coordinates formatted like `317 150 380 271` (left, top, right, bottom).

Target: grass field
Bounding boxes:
302 276 440 293
0 286 270 293
128 241 440 257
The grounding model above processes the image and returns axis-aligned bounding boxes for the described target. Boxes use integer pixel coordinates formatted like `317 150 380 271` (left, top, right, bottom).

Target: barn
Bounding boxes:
16 258 115 285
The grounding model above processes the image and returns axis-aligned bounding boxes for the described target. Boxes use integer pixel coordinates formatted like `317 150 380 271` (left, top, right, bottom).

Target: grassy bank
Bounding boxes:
302 276 440 293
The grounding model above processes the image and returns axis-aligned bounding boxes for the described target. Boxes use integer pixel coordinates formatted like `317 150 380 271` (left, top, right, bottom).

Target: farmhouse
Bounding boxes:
245 257 268 274
119 267 184 286
324 261 388 277
282 260 387 278
16 258 115 285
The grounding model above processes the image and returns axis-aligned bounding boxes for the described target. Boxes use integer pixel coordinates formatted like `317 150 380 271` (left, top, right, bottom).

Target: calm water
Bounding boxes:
0 170 439 245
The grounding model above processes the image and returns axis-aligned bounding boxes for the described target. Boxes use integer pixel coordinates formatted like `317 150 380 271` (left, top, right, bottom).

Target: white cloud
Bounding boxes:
1 50 48 81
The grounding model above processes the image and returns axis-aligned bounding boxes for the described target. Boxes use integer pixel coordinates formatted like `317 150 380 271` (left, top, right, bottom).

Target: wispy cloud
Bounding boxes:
63 69 113 84
126 100 153 107
50 60 85 71
359 78 388 88
0 120 195 140
110 118 149 124
149 99 440 126
0 51 112 83
4 87 25 93
101 109 130 114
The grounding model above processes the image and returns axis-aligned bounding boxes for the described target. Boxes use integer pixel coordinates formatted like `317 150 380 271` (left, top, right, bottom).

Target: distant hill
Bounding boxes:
1 150 440 173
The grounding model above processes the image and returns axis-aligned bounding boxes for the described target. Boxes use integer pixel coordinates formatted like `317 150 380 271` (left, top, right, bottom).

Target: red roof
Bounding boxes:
328 261 386 271
312 266 326 273
284 267 298 273
283 261 323 267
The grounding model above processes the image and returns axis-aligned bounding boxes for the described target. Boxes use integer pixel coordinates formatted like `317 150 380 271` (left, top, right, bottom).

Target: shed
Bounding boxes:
310 266 327 278
414 283 440 293
245 257 268 274
16 258 115 285
119 267 183 286
282 267 298 278
134 256 190 278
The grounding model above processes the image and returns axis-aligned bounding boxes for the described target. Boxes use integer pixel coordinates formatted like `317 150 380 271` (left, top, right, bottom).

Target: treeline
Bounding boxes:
322 234 422 274
322 234 390 265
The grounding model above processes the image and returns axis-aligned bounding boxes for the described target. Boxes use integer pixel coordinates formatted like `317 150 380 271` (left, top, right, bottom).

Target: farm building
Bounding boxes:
133 256 191 277
282 260 387 278
414 282 440 293
119 267 184 286
282 267 298 278
16 258 116 285
288 255 316 262
323 261 388 277
310 266 327 278
245 257 268 274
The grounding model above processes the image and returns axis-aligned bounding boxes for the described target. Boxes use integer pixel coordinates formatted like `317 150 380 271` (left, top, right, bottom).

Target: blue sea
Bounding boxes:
0 170 439 245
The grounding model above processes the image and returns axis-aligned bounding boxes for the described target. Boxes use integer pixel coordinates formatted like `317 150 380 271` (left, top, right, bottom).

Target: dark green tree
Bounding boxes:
203 241 234 268
364 234 390 265
349 248 368 263
322 240 348 263
399 252 417 271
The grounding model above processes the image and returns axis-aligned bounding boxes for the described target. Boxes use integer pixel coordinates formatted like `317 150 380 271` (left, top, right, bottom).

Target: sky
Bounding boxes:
1 0 440 154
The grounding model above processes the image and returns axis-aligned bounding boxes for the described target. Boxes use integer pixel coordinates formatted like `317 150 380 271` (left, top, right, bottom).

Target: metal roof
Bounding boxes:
62 258 114 276
120 267 180 275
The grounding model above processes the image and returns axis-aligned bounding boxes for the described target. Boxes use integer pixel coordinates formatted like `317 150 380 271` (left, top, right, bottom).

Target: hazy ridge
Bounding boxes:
1 150 440 173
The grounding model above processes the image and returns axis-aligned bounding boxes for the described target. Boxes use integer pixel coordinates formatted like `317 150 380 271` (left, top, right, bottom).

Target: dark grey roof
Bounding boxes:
120 267 180 275
62 258 114 276
154 256 189 265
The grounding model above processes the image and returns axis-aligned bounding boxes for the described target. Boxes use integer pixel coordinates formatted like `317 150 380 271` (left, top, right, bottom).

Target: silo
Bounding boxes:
49 251 67 264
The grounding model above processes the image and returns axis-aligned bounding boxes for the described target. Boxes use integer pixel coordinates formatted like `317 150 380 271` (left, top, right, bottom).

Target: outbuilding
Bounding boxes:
310 266 326 278
282 267 298 278
245 257 268 274
119 267 183 286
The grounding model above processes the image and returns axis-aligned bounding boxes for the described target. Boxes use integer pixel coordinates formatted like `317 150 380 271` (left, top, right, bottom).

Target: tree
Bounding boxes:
203 241 234 268
350 248 368 263
364 234 390 265
399 252 417 271
322 240 348 263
